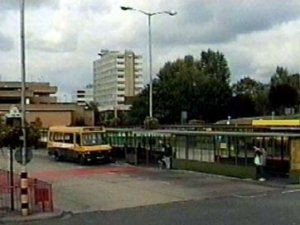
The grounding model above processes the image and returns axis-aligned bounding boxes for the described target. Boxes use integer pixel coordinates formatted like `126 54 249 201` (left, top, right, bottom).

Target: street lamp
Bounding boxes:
20 0 29 216
120 6 177 118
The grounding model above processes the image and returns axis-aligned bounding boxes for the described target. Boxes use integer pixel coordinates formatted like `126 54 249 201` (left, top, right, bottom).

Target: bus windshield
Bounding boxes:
82 132 108 146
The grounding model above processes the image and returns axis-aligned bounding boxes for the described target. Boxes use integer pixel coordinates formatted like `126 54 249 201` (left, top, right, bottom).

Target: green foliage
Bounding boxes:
127 88 149 125
232 77 271 116
144 117 159 129
0 116 41 148
254 89 271 116
232 77 264 97
200 49 230 83
269 84 299 109
109 117 121 127
128 51 300 125
26 125 41 148
229 94 256 118
269 67 300 113
129 49 232 124
271 66 290 86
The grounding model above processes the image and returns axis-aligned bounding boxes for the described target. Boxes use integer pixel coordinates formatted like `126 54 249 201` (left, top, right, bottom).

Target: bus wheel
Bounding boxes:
107 156 115 164
78 155 86 165
54 151 61 161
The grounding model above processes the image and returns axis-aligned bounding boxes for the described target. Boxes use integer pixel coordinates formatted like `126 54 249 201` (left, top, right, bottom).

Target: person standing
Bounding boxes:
254 146 266 181
158 141 172 169
163 143 172 169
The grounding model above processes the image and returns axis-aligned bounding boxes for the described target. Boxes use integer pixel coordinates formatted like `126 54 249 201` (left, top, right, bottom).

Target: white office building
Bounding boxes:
93 50 143 112
73 84 94 106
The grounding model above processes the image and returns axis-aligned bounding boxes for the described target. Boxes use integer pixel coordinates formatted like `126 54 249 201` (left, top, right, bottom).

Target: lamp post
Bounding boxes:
120 6 177 118
20 0 29 216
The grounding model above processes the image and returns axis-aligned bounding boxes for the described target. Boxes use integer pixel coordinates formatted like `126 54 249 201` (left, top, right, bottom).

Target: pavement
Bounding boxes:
0 169 292 223
0 209 64 223
0 149 295 223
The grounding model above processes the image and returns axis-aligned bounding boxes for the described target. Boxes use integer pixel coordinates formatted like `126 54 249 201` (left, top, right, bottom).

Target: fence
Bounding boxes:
0 169 53 214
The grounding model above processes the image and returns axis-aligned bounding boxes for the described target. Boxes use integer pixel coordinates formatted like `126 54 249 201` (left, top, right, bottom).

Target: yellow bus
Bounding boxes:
47 126 112 164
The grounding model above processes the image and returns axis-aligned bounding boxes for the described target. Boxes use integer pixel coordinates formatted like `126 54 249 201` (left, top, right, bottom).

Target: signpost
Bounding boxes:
15 148 32 165
5 105 22 211
5 106 22 127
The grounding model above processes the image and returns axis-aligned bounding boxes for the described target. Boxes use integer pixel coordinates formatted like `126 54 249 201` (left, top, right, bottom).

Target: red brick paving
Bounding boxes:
30 166 144 182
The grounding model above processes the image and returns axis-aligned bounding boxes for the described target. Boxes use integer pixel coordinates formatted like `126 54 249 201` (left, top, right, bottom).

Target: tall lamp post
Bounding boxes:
120 6 177 118
20 0 29 216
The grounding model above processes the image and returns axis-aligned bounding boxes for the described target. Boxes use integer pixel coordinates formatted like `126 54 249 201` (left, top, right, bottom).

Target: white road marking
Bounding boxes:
281 189 300 194
232 193 267 198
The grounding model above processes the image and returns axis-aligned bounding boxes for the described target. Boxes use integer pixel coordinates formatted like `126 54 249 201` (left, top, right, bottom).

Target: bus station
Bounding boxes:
106 120 300 184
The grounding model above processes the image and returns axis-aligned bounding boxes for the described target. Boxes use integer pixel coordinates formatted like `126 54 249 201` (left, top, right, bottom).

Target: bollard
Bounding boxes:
20 166 29 216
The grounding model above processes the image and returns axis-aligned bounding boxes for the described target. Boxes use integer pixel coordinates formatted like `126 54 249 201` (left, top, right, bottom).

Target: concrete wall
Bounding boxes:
27 111 72 127
72 106 94 126
173 159 257 179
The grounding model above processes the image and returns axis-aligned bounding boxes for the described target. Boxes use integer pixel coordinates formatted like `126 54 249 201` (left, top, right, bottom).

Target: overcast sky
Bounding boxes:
0 0 300 100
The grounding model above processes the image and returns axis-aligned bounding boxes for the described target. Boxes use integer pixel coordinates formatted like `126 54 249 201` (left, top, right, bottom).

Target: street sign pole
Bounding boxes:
5 106 22 212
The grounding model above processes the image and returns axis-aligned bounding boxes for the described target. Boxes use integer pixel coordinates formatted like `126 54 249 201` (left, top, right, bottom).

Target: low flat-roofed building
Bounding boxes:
0 81 57 104
0 81 94 127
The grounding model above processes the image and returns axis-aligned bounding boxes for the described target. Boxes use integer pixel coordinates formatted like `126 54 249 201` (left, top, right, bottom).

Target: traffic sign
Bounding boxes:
6 105 21 118
14 148 33 165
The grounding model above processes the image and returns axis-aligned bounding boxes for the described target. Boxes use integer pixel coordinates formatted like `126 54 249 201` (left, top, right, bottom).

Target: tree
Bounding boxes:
0 117 41 149
199 49 230 83
254 89 271 116
232 77 264 97
128 49 232 124
229 94 256 118
269 84 299 111
269 67 300 114
232 77 271 116
270 66 290 86
127 87 149 125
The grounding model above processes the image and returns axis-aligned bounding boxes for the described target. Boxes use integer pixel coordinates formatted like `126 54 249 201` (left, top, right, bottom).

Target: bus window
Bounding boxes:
76 134 81 145
53 132 63 142
64 133 74 144
82 133 107 146
49 132 54 141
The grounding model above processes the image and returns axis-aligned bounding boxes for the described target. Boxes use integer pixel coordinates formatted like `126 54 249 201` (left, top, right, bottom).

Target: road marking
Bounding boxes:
232 193 267 198
281 189 300 194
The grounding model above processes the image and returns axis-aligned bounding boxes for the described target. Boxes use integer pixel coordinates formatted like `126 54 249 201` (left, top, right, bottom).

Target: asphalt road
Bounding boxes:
3 189 300 225
0 149 280 213
1 149 298 225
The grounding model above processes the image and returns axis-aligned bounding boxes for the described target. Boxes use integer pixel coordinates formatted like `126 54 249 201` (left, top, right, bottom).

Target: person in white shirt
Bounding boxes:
254 146 266 181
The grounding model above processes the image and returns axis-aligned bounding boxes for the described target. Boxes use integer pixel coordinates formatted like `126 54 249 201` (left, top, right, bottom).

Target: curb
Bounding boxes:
169 168 290 189
0 209 65 223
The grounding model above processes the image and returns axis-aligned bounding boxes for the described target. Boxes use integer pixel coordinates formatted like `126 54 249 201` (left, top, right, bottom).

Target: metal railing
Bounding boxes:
0 169 53 214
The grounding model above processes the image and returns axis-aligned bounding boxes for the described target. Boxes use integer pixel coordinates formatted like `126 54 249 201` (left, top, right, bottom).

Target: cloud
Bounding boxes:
27 0 112 52
0 33 14 51
0 0 59 11
220 19 300 83
1 0 300 97
155 0 300 45
27 0 81 52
